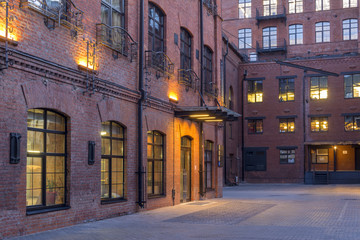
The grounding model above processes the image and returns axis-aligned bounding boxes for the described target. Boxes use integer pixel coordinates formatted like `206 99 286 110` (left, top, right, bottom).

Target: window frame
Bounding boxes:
310 117 329 132
180 28 192 70
344 74 360 98
263 0 277 16
248 119 264 134
262 26 277 49
148 3 165 52
279 78 295 102
343 19 358 41
101 0 125 28
310 76 328 100
289 0 303 13
205 140 214 190
315 22 330 43
316 0 330 11
239 0 252 18
279 118 295 133
311 148 329 164
147 131 165 197
239 28 252 49
343 0 358 8
204 46 213 94
279 149 295 164
289 24 303 45
247 80 263 103
344 115 360 131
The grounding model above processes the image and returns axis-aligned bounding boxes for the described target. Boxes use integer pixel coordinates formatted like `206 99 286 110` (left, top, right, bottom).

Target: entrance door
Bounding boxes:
355 148 360 171
180 137 191 203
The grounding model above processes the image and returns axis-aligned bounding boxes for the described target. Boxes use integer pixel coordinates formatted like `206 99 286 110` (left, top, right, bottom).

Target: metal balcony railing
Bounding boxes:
145 51 174 78
178 69 199 89
20 0 84 37
96 23 138 62
203 0 217 16
256 39 287 54
204 82 218 97
256 6 286 26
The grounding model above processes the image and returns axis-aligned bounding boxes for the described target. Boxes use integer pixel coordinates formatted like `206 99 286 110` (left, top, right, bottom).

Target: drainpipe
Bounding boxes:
302 71 307 184
241 70 246 182
137 0 145 208
223 39 229 185
199 0 204 197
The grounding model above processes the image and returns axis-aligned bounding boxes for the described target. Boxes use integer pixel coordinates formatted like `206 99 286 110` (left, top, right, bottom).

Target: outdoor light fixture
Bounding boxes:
189 114 210 118
205 119 223 122
10 133 21 164
78 60 97 73
334 146 337 150
100 131 107 136
169 93 178 103
88 141 95 165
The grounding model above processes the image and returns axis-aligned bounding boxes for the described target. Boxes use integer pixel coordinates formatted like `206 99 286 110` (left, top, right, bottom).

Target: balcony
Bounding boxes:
145 51 174 78
256 40 287 54
178 69 199 90
96 23 137 62
204 82 218 97
256 6 286 26
20 0 84 37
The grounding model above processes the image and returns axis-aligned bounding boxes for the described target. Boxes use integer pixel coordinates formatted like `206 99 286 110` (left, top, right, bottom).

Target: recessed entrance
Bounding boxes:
180 136 191 203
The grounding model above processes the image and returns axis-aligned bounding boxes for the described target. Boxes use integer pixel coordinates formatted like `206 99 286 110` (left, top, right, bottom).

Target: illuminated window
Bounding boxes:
343 19 358 41
147 131 164 196
316 22 330 43
343 0 357 8
344 115 360 131
310 76 328 100
101 0 125 28
280 149 295 164
263 27 277 49
239 28 252 49
279 78 295 102
26 109 66 209
239 0 251 18
316 0 330 11
311 148 329 163
289 24 303 45
344 74 360 98
205 141 214 189
248 119 263 134
149 3 165 52
101 121 125 201
263 0 277 16
279 118 295 133
311 117 328 132
289 0 303 13
247 80 263 103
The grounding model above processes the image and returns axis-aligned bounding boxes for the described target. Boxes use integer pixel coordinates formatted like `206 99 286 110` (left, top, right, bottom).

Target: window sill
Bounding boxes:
101 198 127 205
148 194 166 199
26 206 70 216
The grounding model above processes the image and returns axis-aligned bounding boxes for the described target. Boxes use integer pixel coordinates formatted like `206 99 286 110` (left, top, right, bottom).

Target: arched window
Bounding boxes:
204 46 213 94
147 131 164 196
205 140 214 189
101 121 125 201
180 28 192 70
148 3 165 52
26 109 66 209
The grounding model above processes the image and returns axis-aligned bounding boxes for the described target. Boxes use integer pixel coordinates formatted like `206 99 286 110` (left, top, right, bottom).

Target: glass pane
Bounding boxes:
101 122 111 137
27 130 44 153
46 133 65 153
154 145 163 159
311 119 320 132
154 132 163 144
112 139 124 156
154 161 163 195
47 111 65 131
288 120 295 132
279 120 288 133
26 157 43 206
147 161 153 194
112 123 123 138
345 116 353 131
112 0 121 11
256 120 263 133
147 144 153 159
112 10 122 27
101 5 110 25
101 138 111 155
101 159 109 198
354 116 360 130
147 132 153 143
27 109 44 129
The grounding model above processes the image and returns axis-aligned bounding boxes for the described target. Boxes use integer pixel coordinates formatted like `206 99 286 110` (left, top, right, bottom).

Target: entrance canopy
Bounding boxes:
305 141 360 146
174 106 241 122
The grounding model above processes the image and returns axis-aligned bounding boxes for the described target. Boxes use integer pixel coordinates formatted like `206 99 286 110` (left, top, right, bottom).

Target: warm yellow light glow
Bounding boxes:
100 131 107 136
78 60 95 70
169 93 178 102
0 26 17 41
27 150 41 153
334 146 337 150
320 90 328 99
190 114 210 118
205 119 223 122
197 117 216 120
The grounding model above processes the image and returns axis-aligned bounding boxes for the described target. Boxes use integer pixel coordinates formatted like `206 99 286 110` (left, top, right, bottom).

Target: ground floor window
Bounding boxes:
205 140 213 189
244 148 267 171
280 149 295 164
311 148 329 164
147 131 165 196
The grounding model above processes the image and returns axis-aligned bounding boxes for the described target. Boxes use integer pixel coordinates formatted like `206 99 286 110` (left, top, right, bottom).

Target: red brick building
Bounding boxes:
0 0 240 238
222 0 360 184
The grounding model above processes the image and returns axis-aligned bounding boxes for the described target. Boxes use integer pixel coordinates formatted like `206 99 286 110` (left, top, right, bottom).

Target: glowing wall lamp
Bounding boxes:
169 92 178 104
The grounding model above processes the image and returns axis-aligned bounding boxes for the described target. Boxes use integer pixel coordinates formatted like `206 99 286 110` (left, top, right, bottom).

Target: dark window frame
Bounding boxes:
148 3 165 52
315 22 330 43
262 26 277 49
344 74 360 99
289 0 303 13
343 0 358 8
101 0 125 28
311 148 329 164
279 118 295 133
263 0 277 16
239 0 252 18
343 19 358 41
279 78 295 102
310 117 329 132
247 80 263 103
248 119 264 134
279 149 295 164
204 46 213 94
238 28 252 49
205 140 214 190
289 24 303 45
316 0 330 11
180 28 192 70
344 115 360 132
310 76 328 100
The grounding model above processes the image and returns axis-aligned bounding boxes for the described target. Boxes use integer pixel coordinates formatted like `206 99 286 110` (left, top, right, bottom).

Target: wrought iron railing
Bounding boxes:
96 23 137 62
256 39 287 53
20 0 83 38
145 51 174 78
203 0 217 16
178 69 199 90
204 82 218 97
256 6 286 26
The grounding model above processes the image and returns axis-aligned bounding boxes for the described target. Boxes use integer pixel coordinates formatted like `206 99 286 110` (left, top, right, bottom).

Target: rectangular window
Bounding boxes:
344 74 360 98
289 24 303 45
147 131 164 196
245 149 267 171
315 22 330 43
248 119 263 134
101 0 125 27
249 52 258 62
263 27 277 49
239 28 252 49
343 19 358 41
279 118 295 133
180 28 192 70
289 0 303 13
311 148 329 163
263 0 277 16
310 76 328 100
311 117 329 132
316 0 330 11
205 141 213 189
247 80 263 103
343 0 357 8
279 78 295 101
239 0 252 18
280 149 295 164
204 46 213 94
344 115 360 131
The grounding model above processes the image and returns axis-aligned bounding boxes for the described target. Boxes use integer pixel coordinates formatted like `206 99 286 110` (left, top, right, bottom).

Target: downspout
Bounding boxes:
199 0 205 197
223 39 229 185
137 0 145 208
241 70 246 182
302 71 307 184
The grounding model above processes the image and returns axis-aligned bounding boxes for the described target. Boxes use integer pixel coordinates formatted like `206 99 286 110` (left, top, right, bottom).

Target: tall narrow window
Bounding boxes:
239 28 252 49
289 0 303 13
239 0 251 18
279 78 295 102
205 141 213 189
289 24 303 45
248 119 264 134
263 27 277 49
343 0 357 8
204 46 213 94
311 117 329 132
344 115 360 131
147 131 164 196
263 0 277 16
148 3 165 52
343 19 358 41
180 28 192 70
229 86 234 110
247 80 263 103
101 121 125 201
315 22 330 43
101 0 125 27
26 109 66 209
310 76 328 100
344 74 360 98
316 0 330 11
279 118 295 133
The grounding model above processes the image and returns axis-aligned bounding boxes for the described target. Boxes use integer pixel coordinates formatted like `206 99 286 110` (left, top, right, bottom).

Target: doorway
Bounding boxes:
180 137 191 203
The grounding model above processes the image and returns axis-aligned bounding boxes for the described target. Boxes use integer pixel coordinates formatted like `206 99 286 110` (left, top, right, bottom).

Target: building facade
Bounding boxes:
0 0 238 238
222 0 360 183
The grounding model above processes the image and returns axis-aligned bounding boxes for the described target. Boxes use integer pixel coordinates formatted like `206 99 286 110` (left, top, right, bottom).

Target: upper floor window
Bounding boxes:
204 46 213 94
26 109 66 209
289 0 303 13
289 24 303 45
310 76 328 100
279 78 295 101
280 149 295 164
147 131 165 196
101 0 125 28
205 141 214 189
279 118 295 133
239 28 252 49
239 0 252 18
248 119 264 134
311 117 329 132
316 0 330 11
315 22 330 43
344 74 360 98
343 0 357 8
263 0 277 16
180 28 192 70
345 115 360 131
247 80 263 103
343 19 358 41
229 86 234 110
249 52 258 61
148 3 165 52
101 121 125 201
263 27 277 49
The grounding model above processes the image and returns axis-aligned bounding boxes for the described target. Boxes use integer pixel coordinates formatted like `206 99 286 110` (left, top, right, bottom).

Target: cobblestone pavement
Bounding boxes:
11 184 360 240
